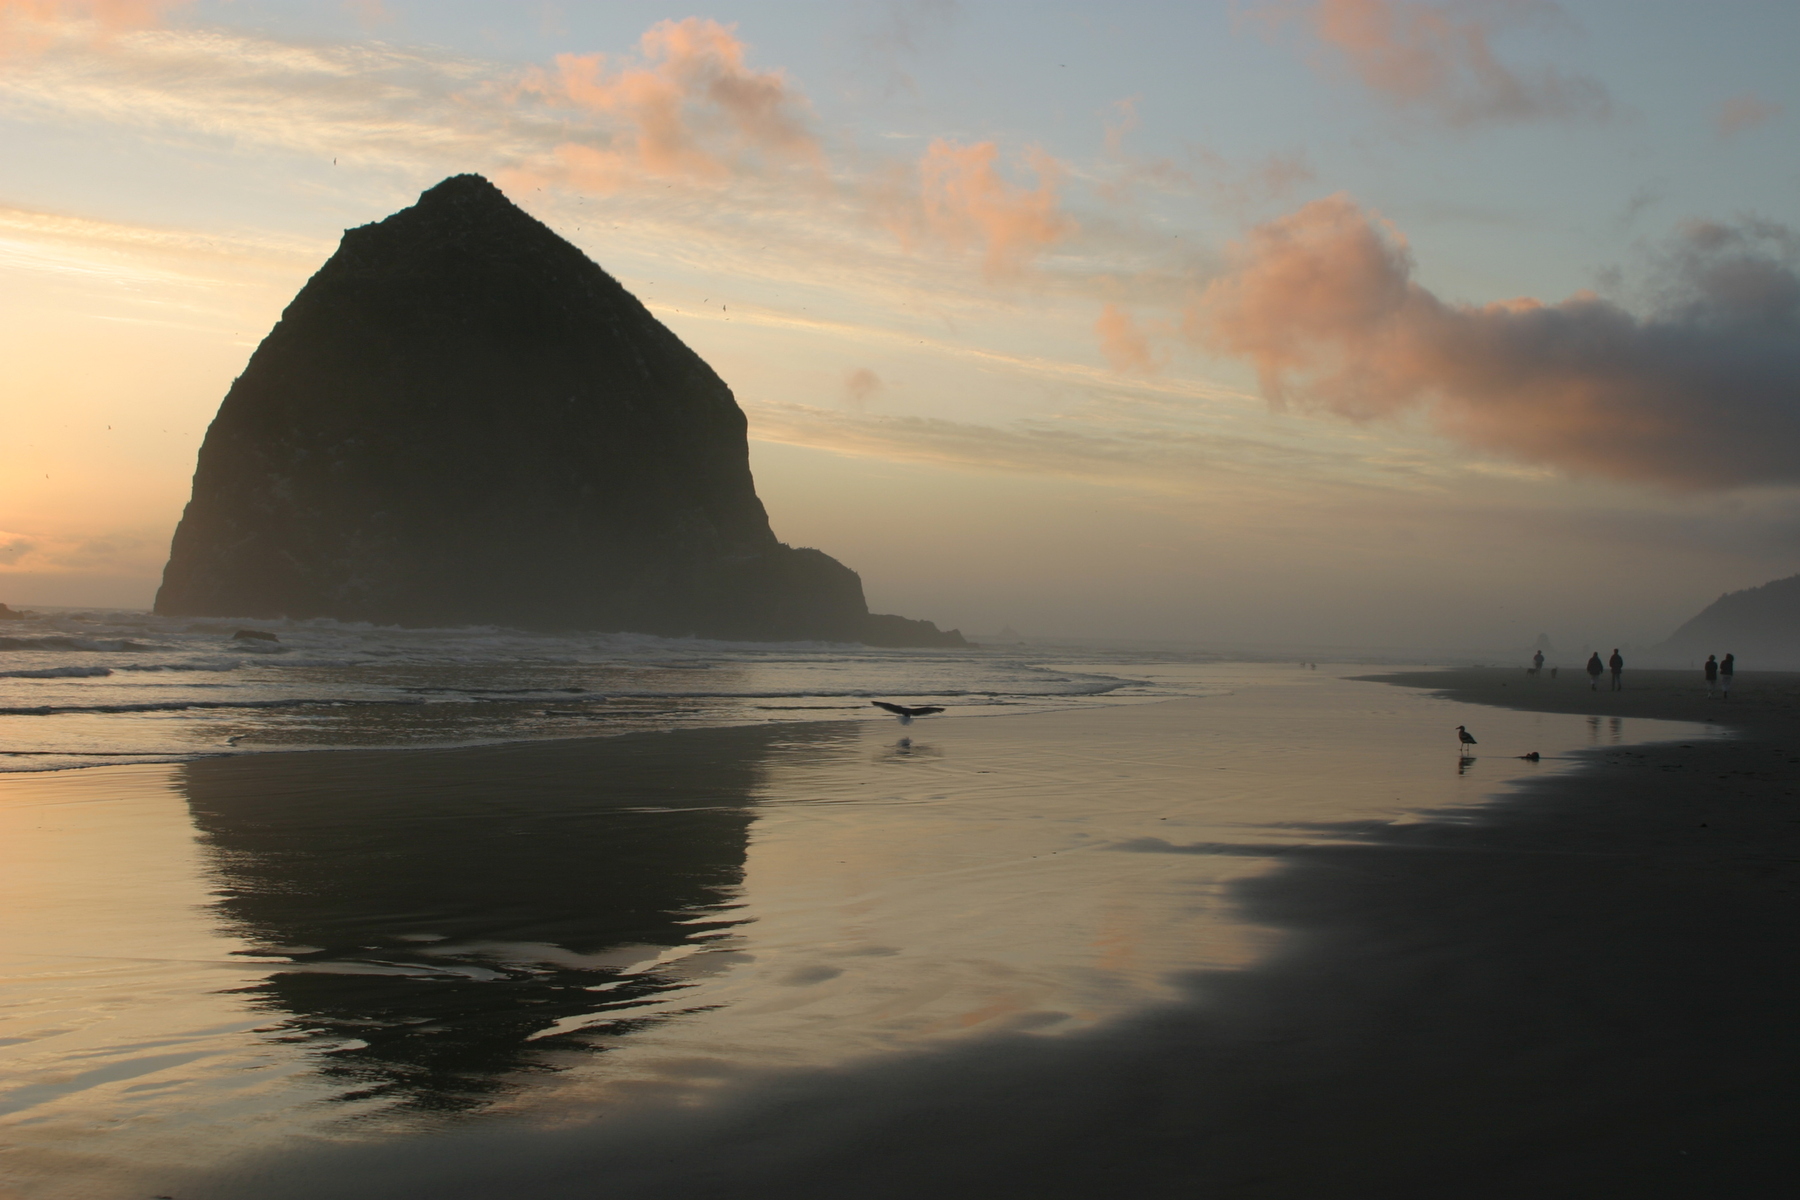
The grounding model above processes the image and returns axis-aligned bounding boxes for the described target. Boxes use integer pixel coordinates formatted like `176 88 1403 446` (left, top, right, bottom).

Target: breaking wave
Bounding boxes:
0 665 114 679
0 636 157 652
0 607 1228 771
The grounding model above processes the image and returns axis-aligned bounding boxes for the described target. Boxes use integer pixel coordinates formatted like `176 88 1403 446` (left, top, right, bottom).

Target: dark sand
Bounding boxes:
166 670 1800 1199
1362 664 1800 731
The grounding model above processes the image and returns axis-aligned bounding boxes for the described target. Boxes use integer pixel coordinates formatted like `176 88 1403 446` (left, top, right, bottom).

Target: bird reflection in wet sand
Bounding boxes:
881 737 942 761
180 725 836 1114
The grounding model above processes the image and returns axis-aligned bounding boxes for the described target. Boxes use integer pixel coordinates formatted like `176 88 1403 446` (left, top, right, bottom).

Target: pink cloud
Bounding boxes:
1186 194 1800 489
344 0 393 30
1097 97 1311 213
1716 93 1781 139
1095 303 1159 374
519 18 819 191
506 18 1069 286
899 139 1076 280
2 0 181 23
844 367 882 409
1249 0 1608 126
0 0 188 53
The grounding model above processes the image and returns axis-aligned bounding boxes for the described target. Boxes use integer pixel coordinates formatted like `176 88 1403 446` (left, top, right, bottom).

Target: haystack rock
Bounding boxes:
155 175 962 647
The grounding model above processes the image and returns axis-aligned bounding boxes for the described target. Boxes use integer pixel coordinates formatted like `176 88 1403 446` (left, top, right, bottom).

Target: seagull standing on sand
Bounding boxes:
873 701 945 726
1457 725 1477 753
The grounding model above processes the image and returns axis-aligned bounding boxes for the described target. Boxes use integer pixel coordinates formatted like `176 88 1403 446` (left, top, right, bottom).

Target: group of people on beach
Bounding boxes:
1704 653 1736 699
1528 647 1737 698
1527 647 1626 690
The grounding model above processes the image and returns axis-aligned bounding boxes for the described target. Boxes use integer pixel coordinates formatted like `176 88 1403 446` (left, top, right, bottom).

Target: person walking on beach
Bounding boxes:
1586 652 1604 690
1608 648 1623 691
1705 654 1718 697
1720 653 1735 700
1532 649 1545 675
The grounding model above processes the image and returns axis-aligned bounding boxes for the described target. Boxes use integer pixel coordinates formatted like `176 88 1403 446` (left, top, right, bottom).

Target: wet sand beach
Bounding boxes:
5 667 1797 1198
1362 664 1800 731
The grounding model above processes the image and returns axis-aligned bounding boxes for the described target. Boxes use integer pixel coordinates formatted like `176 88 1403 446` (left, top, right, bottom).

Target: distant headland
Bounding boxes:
1654 572 1800 666
154 175 962 648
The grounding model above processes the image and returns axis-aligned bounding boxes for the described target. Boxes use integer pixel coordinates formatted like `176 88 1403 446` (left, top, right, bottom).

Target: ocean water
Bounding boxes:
0 655 1720 1199
0 608 1230 772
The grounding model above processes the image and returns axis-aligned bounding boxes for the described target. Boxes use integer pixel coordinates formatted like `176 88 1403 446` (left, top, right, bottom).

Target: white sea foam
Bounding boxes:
0 608 1234 771
0 635 159 651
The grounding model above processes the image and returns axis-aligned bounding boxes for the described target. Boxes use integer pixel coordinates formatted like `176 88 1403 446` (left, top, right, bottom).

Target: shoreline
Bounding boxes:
10 671 1798 1197
0 678 1198 777
196 674 1800 1197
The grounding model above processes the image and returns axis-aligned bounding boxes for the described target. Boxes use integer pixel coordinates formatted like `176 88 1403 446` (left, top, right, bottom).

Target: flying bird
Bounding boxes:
1457 725 1477 752
873 701 945 725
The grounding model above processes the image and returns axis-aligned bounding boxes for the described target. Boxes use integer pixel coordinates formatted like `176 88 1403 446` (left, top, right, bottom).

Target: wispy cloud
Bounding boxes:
1189 143 1316 213
0 23 505 170
0 0 189 56
1246 0 1609 127
744 399 1379 498
644 294 1253 407
0 202 324 268
0 531 37 566
343 0 392 31
849 0 960 98
1093 97 1195 205
743 338 1523 503
15 5 1773 511
1185 193 1800 490
0 13 1092 296
0 199 328 331
0 527 160 575
1095 97 1312 213
1715 92 1781 139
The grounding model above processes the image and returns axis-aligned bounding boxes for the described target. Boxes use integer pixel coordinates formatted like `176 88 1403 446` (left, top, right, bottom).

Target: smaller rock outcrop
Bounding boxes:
0 603 28 621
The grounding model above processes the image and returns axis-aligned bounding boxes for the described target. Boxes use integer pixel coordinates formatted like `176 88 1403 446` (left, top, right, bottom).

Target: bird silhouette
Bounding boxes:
872 701 945 725
1457 725 1478 752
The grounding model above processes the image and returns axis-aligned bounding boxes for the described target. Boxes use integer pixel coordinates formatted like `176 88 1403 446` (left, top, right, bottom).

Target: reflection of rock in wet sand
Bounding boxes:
180 726 801 1113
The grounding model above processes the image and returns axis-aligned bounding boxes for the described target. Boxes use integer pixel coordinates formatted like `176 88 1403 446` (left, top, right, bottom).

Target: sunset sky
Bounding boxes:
3 0 1797 650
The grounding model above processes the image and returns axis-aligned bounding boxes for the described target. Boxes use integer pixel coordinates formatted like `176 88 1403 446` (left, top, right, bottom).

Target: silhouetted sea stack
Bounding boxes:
155 175 962 647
